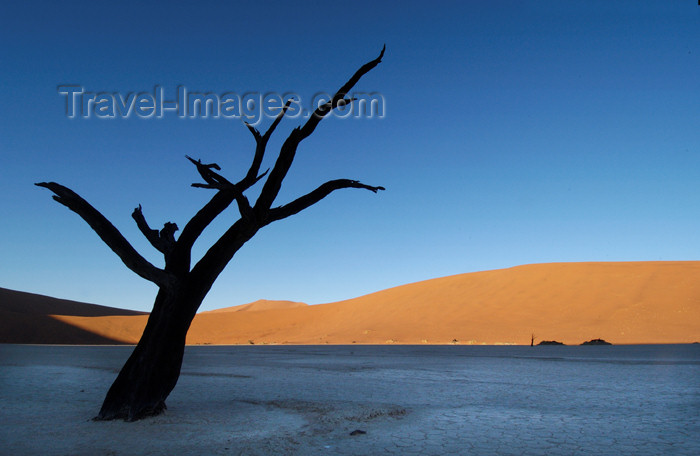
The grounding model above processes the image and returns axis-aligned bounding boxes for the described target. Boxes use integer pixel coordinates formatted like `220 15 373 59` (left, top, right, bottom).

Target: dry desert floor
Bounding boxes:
1 344 699 455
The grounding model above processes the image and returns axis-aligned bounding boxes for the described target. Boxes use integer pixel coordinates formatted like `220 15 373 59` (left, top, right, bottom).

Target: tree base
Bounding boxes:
94 401 167 422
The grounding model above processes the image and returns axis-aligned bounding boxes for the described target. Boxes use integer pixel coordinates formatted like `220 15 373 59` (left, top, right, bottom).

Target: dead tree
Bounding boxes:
37 47 385 421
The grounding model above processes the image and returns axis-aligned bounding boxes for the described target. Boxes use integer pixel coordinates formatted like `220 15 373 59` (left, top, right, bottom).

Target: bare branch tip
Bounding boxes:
279 98 293 114
245 122 260 136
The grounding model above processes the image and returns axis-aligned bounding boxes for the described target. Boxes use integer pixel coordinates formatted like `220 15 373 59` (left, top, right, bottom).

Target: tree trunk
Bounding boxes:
95 288 198 421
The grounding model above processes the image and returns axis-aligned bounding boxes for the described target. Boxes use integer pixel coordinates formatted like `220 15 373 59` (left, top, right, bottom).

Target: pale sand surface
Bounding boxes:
1 344 699 455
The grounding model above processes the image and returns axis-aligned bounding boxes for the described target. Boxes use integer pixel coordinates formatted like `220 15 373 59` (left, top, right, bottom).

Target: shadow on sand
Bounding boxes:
0 287 144 344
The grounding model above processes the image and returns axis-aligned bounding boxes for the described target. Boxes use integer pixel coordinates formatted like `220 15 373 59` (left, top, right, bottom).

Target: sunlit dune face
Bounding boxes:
3 262 699 346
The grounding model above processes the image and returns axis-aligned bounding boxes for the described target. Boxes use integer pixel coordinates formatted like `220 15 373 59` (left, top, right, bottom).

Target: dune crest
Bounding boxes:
201 300 308 314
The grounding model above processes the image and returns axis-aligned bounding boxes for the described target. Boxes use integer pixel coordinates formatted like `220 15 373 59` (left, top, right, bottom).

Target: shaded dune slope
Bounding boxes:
0 288 145 344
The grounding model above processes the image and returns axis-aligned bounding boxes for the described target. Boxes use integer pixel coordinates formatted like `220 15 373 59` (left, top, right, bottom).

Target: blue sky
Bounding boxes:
1 1 699 312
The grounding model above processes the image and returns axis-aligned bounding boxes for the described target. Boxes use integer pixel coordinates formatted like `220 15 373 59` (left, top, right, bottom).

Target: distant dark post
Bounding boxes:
531 333 535 347
37 47 385 421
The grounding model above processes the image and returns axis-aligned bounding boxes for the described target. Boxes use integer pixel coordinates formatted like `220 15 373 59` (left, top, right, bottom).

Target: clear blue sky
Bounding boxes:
1 1 699 312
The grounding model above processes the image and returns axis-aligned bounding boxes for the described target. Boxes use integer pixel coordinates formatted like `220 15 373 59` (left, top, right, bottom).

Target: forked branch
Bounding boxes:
132 205 177 255
168 190 237 273
176 100 295 259
239 99 293 190
192 47 386 289
35 182 173 287
186 155 253 219
186 155 233 190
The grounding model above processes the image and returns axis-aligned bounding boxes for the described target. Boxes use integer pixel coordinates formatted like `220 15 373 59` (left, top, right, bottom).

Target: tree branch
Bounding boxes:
238 99 293 191
186 155 253 220
180 47 386 305
298 44 384 141
132 205 177 255
35 182 173 288
169 151 262 274
167 191 237 274
170 100 295 286
186 155 233 190
187 178 385 306
254 46 385 212
265 179 385 224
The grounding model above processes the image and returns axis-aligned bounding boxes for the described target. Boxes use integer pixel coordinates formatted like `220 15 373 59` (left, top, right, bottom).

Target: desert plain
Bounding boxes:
1 261 699 455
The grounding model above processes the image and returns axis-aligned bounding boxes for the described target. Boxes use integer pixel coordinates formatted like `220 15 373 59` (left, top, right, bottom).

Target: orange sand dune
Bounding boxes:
2 262 700 345
185 261 700 345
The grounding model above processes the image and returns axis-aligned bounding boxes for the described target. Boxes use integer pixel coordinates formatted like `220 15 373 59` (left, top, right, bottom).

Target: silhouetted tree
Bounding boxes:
37 47 385 421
